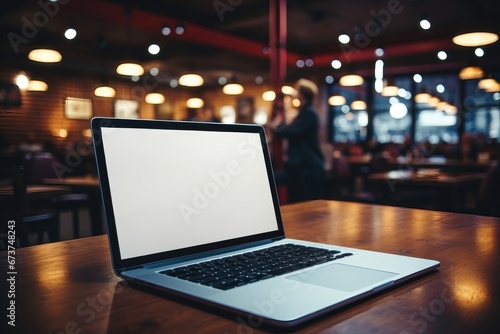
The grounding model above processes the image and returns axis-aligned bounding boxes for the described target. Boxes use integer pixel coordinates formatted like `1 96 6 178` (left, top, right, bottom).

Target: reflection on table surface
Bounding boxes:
7 200 500 334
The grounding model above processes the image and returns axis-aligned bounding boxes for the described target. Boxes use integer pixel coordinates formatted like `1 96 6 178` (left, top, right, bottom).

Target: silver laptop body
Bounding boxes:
91 117 439 328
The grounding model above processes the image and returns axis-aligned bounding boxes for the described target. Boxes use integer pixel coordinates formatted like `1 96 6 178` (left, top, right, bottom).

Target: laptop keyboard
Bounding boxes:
160 244 353 290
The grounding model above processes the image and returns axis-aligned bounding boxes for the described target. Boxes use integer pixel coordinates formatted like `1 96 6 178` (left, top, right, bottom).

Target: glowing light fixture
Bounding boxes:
444 104 458 114
15 73 29 89
350 98 367 110
339 74 364 87
453 32 498 47
436 101 449 111
381 78 399 97
148 44 160 55
145 93 165 104
179 74 204 87
478 78 498 91
338 32 350 44
415 91 431 103
94 86 116 98
459 66 484 80
116 62 144 76
428 95 440 108
485 81 500 92
27 80 48 92
64 28 77 40
186 97 204 109
328 95 346 106
28 48 62 63
223 83 244 95
281 85 297 96
262 91 276 102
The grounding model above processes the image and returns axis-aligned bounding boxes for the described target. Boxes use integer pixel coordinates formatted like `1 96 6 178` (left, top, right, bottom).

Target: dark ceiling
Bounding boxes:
2 0 500 87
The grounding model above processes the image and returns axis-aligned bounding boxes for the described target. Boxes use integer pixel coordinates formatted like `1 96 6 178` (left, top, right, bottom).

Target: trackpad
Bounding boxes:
286 263 398 292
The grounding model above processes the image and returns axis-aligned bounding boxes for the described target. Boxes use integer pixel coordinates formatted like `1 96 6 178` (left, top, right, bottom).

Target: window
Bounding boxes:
414 74 459 144
372 76 412 144
463 75 500 142
328 84 367 143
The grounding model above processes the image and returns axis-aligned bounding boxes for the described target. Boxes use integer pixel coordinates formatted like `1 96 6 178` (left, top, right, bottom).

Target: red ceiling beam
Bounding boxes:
64 1 458 73
65 0 303 63
311 38 456 67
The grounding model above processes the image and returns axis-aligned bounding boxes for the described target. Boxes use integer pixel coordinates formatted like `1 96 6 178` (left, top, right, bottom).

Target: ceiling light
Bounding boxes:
328 95 346 106
444 104 458 114
281 85 297 96
415 91 431 103
179 74 204 87
15 73 29 89
375 48 384 57
350 98 367 110
145 93 165 104
381 85 399 97
148 44 160 55
339 74 364 87
428 95 440 108
116 62 144 76
381 78 399 97
262 91 276 102
338 32 350 44
436 101 449 111
161 26 171 36
453 32 499 47
64 28 77 40
478 78 498 91
94 86 116 98
296 59 305 68
459 66 484 80
413 74 423 83
485 81 500 93
175 23 185 35
419 18 431 30
223 83 244 95
28 48 62 63
475 48 485 57
27 80 48 92
186 98 204 109
331 59 342 69
437 51 447 60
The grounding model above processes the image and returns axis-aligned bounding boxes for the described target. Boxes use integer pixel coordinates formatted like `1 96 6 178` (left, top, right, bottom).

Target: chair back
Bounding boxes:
24 152 61 184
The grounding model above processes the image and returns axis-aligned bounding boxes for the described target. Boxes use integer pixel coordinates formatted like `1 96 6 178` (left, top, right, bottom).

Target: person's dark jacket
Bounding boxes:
274 102 324 172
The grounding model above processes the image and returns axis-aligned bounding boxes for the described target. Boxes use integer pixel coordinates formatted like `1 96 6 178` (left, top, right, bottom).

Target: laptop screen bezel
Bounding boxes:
91 117 286 272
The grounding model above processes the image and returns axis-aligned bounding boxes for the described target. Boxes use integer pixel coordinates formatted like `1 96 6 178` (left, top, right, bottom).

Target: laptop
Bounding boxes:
91 117 439 328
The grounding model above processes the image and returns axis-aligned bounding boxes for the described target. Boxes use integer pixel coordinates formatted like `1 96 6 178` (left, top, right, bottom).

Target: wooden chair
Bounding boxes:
0 166 58 248
24 152 90 238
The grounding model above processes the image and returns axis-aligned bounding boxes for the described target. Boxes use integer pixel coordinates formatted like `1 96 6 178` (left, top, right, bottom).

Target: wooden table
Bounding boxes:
368 170 485 212
3 200 500 333
347 155 491 172
42 175 103 236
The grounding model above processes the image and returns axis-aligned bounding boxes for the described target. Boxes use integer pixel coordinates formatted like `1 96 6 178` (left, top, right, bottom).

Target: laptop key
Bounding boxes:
161 244 353 290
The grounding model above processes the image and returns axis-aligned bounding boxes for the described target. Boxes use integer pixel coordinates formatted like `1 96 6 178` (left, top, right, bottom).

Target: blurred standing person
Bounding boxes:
270 78 325 203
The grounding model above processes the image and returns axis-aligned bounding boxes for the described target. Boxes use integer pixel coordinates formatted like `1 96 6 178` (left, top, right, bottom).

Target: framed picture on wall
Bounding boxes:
114 99 139 119
65 97 92 119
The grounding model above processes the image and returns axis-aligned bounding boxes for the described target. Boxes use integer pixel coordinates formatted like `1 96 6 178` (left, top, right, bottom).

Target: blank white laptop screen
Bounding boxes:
101 127 279 260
